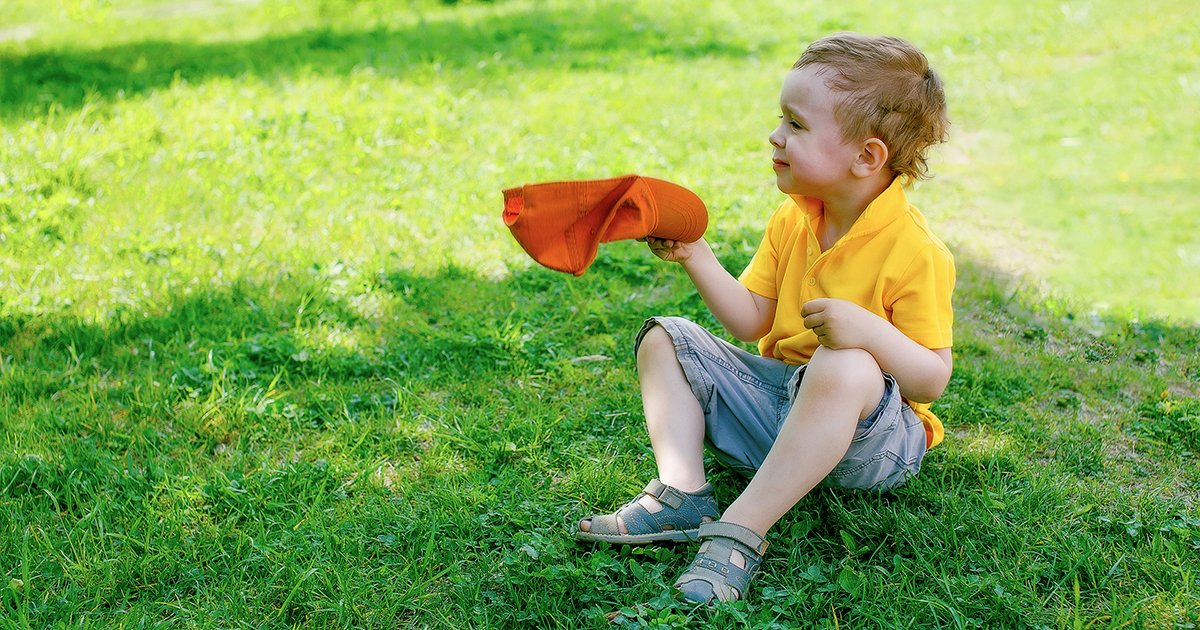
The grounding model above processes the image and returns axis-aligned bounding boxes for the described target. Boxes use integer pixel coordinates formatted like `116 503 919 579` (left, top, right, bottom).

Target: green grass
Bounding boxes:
1 0 1198 627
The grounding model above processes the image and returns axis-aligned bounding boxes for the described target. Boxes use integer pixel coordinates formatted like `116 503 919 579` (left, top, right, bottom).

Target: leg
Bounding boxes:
675 346 885 602
721 345 886 535
579 324 710 535
637 323 708 492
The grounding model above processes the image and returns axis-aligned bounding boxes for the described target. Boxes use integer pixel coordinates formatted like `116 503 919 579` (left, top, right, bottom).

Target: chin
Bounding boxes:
775 181 801 196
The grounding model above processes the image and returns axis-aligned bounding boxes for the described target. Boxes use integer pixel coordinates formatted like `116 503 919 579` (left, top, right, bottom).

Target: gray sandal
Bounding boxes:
575 479 719 544
674 521 768 604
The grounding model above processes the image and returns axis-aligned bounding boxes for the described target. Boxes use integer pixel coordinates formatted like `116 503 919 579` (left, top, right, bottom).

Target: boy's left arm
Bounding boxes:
801 298 951 403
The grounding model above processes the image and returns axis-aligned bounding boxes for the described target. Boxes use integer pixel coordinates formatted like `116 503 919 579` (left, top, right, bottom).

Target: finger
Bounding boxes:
800 298 826 317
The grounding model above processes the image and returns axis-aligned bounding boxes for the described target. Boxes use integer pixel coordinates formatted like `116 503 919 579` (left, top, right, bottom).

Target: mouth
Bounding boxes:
772 159 789 170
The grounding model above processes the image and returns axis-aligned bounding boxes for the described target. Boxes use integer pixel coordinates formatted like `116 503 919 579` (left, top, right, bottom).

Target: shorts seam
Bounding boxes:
672 334 716 414
829 450 915 477
689 343 786 397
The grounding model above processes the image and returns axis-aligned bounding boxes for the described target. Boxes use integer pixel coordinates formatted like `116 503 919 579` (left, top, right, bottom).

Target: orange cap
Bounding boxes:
502 175 708 276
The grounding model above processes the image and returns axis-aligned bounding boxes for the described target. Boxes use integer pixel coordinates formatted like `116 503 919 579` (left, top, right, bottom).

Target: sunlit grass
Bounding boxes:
3 0 1196 321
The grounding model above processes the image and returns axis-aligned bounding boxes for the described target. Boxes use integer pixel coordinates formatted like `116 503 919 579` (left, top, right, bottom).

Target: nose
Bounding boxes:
768 124 784 149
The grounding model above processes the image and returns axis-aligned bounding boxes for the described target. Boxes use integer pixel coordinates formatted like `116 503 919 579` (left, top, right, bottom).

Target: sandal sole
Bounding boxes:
574 528 699 544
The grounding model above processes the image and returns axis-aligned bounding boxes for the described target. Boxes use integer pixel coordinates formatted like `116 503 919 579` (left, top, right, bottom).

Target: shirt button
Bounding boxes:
807 247 813 256
807 278 816 286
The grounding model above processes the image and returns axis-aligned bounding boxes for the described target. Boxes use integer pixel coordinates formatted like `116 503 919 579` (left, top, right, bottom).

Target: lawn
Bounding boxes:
1 0 1198 627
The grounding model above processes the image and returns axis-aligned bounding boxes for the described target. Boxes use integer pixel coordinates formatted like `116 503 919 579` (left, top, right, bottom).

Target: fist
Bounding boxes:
643 236 704 263
801 298 876 349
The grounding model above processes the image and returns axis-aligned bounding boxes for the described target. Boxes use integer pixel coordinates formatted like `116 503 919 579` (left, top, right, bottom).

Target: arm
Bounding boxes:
646 237 776 342
801 298 952 403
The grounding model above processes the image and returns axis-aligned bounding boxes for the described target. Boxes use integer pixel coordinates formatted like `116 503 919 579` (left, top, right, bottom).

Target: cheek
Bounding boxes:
816 135 854 160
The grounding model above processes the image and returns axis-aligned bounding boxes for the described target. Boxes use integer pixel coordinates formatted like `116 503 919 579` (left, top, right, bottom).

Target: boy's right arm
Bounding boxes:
646 237 775 342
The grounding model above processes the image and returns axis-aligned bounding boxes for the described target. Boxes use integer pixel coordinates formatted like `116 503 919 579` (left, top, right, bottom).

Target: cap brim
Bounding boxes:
643 177 707 242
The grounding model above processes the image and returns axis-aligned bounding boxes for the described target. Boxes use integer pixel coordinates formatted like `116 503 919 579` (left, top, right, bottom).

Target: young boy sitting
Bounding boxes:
576 32 955 604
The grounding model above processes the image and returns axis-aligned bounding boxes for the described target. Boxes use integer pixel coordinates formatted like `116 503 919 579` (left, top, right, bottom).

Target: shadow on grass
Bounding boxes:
0 2 757 120
2 232 1198 506
1 235 1198 624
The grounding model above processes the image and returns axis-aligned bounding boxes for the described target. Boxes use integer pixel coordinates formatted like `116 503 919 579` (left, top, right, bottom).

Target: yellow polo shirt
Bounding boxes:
739 178 955 448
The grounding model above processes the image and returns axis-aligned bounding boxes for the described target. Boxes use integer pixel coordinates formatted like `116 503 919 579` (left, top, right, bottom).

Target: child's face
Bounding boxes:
769 66 860 198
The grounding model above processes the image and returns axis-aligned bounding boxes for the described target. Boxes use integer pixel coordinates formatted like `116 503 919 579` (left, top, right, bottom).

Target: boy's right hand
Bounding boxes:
643 236 707 264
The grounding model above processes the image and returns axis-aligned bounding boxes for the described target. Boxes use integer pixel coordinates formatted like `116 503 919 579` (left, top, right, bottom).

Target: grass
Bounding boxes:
1 0 1198 627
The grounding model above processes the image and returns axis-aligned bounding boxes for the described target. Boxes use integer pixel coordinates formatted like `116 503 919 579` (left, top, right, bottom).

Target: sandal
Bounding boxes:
673 521 768 604
575 479 719 544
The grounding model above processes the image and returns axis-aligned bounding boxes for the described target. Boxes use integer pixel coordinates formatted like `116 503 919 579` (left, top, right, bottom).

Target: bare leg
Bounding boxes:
637 324 708 491
579 324 709 533
719 346 885 563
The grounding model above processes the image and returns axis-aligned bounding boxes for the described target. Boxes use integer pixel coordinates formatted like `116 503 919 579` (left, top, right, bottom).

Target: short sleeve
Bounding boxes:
738 203 790 299
887 244 955 349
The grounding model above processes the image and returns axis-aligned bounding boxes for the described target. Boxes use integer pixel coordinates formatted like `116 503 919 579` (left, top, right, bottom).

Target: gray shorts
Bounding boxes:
635 316 928 491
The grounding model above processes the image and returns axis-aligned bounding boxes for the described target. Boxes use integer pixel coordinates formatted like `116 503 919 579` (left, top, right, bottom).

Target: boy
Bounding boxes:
576 32 955 604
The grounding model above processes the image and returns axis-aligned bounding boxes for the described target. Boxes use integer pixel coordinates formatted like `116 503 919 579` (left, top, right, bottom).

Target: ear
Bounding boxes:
850 137 889 178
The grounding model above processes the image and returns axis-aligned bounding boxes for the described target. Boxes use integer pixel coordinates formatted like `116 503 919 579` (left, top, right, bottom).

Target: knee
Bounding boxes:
636 324 675 364
806 346 882 389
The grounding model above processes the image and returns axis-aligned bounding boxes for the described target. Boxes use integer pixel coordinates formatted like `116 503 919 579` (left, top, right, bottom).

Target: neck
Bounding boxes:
803 175 895 241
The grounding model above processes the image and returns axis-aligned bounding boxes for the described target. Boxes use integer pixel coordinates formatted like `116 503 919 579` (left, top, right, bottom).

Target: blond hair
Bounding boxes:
794 32 949 183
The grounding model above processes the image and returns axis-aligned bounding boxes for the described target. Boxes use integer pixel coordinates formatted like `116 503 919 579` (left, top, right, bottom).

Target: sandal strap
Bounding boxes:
642 479 708 510
581 479 718 538
617 498 661 534
684 554 754 594
674 521 769 603
698 521 769 556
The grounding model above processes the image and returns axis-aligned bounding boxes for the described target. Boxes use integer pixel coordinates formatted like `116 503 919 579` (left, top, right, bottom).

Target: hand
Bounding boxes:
801 298 879 349
643 236 705 264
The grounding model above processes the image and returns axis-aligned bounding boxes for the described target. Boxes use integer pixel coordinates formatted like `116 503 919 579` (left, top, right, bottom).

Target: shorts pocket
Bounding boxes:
825 378 928 491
